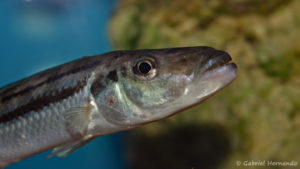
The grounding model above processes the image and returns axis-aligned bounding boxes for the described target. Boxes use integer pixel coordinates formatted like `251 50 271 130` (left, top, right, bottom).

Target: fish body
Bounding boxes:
0 46 237 167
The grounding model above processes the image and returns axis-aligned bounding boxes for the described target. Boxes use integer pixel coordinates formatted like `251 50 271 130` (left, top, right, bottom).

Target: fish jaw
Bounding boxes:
194 63 237 100
190 50 237 103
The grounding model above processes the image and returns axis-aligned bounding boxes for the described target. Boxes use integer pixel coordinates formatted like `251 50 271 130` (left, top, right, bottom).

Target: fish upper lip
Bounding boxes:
205 51 233 72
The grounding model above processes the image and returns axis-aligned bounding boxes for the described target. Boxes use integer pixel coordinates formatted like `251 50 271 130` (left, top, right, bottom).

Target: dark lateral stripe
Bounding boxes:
0 79 87 124
1 59 102 103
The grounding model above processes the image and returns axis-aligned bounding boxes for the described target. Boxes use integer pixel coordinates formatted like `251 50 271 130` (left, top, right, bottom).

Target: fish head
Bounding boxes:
94 46 237 128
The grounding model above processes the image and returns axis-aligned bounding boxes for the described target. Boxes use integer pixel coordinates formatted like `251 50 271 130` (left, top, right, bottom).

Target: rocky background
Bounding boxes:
109 0 300 169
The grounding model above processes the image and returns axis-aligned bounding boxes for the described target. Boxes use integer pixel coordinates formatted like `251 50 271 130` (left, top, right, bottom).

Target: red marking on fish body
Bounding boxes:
108 97 114 104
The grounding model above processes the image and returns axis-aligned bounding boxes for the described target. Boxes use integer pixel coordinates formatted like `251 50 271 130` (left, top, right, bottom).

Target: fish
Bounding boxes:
0 46 237 167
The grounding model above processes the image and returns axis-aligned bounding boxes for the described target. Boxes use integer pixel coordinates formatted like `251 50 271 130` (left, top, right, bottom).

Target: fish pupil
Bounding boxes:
139 62 152 74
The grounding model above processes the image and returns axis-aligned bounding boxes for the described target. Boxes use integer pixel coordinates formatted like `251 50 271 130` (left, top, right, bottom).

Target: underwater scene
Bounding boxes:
1 0 300 169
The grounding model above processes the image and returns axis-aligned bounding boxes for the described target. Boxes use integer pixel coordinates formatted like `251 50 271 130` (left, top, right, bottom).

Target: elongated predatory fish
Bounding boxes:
0 46 237 167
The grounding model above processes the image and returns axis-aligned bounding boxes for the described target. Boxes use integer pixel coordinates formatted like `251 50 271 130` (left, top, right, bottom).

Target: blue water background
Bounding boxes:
0 0 128 169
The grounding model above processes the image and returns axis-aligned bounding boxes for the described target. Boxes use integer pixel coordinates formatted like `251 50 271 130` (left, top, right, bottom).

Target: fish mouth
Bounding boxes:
191 50 237 102
201 50 237 83
206 60 233 72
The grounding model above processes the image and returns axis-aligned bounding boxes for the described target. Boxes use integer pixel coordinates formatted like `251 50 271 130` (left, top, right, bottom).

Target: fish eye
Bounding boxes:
138 60 152 74
134 57 157 79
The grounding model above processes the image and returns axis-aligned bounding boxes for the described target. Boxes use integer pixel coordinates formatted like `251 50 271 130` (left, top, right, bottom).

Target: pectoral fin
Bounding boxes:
64 95 98 136
64 106 92 135
49 94 98 158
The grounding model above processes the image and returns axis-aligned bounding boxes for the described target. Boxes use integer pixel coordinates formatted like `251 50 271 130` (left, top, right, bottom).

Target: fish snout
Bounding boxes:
204 50 233 72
